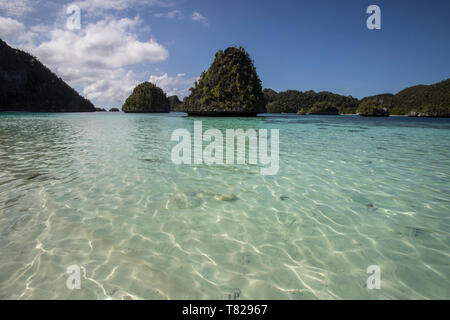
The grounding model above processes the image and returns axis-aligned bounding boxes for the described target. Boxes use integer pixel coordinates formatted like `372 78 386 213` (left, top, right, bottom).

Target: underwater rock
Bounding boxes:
173 193 202 209
215 193 238 201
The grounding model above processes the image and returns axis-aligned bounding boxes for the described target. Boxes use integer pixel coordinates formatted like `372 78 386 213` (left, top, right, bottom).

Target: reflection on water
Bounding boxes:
0 112 449 299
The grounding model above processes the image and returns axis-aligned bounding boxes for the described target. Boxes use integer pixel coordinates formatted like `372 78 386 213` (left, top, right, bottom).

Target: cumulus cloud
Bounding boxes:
149 73 198 97
0 16 38 46
0 1 194 107
81 69 139 106
27 16 168 107
0 16 26 35
191 11 208 26
35 16 168 69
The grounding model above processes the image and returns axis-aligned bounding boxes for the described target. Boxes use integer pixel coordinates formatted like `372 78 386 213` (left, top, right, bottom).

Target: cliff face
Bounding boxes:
168 95 182 111
0 39 95 112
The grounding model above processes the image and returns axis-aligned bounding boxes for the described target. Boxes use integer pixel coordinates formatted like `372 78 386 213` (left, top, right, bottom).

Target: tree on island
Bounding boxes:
357 101 389 117
420 104 450 117
168 95 182 111
122 82 170 113
265 89 358 114
263 88 278 105
182 46 266 116
307 101 339 115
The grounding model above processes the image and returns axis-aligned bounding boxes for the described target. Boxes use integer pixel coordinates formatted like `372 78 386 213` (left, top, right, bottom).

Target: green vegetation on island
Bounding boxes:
0 38 95 112
392 79 450 117
1 38 448 117
182 47 266 116
122 82 170 113
109 108 120 112
357 101 389 117
358 80 449 117
168 95 182 111
264 79 449 117
419 104 450 117
263 88 278 104
308 101 339 115
265 89 358 114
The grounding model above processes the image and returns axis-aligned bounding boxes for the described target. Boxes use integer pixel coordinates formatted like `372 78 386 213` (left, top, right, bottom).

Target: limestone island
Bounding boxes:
263 79 449 117
181 47 266 116
122 82 170 113
0 38 95 112
168 95 182 111
307 101 339 115
357 100 389 117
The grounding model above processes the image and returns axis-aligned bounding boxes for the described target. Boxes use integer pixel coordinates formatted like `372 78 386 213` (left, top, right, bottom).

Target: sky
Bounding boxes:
0 0 449 109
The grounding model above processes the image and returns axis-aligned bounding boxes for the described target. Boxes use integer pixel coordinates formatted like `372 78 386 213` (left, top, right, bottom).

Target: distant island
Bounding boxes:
0 39 448 117
262 79 449 117
175 46 449 117
168 95 182 111
122 82 170 113
0 38 95 112
359 80 450 117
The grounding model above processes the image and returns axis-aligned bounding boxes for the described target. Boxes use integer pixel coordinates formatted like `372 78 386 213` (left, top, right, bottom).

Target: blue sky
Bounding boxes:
0 0 449 108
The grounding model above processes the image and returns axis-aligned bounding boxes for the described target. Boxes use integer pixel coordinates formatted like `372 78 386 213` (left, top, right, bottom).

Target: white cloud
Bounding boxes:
192 11 208 26
72 0 175 12
81 69 139 107
24 16 169 107
0 0 35 17
149 73 198 97
153 9 183 19
0 1 191 107
35 16 168 69
0 16 38 46
0 16 26 35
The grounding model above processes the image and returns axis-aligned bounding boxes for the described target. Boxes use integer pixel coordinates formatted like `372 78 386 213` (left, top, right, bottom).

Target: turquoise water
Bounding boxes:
0 112 449 299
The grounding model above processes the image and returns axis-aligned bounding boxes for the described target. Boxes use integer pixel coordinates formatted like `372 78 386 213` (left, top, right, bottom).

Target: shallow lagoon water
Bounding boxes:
0 112 449 299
